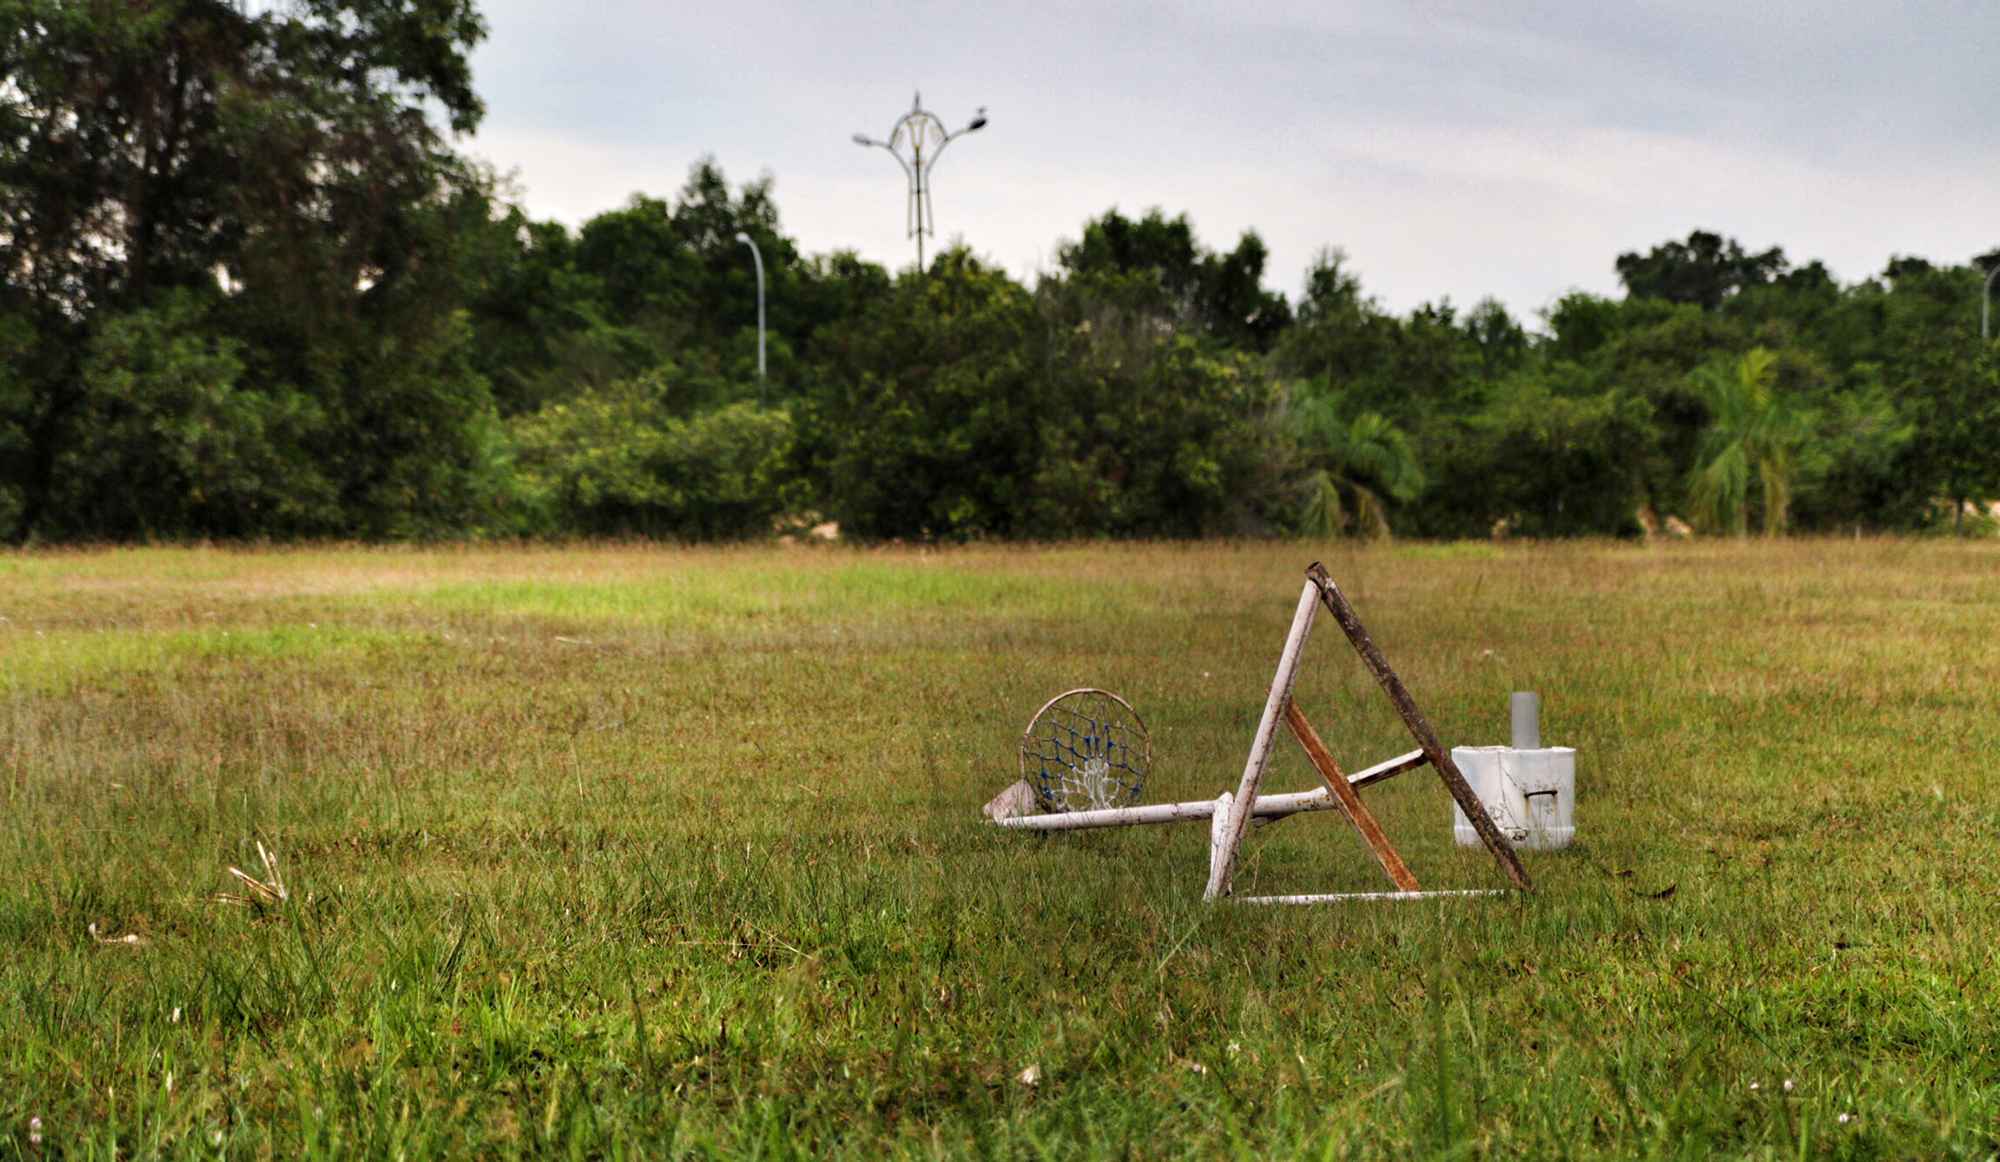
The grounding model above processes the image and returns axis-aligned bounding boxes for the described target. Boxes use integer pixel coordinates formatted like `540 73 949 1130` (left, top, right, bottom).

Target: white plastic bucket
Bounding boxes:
1450 746 1575 850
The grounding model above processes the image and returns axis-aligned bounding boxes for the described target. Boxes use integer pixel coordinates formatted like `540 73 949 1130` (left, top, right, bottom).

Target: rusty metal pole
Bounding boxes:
1304 563 1533 891
1284 702 1422 891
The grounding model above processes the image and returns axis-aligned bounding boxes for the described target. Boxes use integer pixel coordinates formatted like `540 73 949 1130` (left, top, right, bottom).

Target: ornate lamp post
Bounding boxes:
852 93 987 269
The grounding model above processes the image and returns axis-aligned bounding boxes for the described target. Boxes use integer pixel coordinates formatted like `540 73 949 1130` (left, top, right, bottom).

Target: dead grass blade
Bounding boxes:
217 841 289 908
87 922 149 947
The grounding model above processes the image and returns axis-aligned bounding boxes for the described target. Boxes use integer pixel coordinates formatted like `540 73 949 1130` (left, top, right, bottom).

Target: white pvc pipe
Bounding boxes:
991 749 1428 832
996 790 1310 832
1206 580 1321 900
1510 691 1539 749
1235 890 1508 904
996 798 1225 830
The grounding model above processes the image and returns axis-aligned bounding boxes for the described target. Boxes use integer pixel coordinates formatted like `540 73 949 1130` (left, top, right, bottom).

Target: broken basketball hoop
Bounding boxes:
983 562 1533 902
1020 688 1150 812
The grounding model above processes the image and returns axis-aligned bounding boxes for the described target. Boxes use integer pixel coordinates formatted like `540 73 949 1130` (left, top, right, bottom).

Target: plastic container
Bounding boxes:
1450 745 1575 850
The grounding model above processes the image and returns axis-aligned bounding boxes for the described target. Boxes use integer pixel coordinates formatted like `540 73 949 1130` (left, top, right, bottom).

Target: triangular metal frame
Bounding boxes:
1204 563 1533 900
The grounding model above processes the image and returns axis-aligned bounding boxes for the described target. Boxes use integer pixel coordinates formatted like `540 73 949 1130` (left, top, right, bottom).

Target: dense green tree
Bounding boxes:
794 248 1039 539
1290 393 1423 538
1688 347 1809 536
1407 375 1658 539
1029 279 1288 537
44 290 332 537
6 8 1998 551
1464 296 1529 381
1890 330 2000 529
792 244 1292 541
0 0 500 539
1616 230 1789 310
510 370 794 539
1274 249 1399 390
1058 208 1292 351
1276 252 1483 433
468 160 893 417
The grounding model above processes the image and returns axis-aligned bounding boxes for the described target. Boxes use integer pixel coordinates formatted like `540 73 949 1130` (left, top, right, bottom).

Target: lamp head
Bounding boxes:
734 231 751 244
852 133 872 146
967 107 988 131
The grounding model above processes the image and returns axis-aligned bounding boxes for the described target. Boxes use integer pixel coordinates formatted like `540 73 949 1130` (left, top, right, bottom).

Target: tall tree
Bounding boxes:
1058 207 1291 350
1617 231 1788 311
0 0 495 539
1289 393 1423 538
470 160 891 416
1689 347 1809 536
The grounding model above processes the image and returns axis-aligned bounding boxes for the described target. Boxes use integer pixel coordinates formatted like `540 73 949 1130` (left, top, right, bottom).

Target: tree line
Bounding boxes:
5 0 1997 543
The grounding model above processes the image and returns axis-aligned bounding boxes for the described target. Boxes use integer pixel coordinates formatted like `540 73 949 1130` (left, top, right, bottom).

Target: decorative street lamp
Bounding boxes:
734 232 766 407
852 92 987 269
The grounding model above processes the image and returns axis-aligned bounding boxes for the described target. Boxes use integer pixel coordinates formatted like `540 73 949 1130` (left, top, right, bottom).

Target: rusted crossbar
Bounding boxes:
1283 701 1421 891
1303 562 1532 892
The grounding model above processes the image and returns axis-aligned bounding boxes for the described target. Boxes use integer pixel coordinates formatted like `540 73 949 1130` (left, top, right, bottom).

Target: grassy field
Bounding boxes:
3 539 1999 1159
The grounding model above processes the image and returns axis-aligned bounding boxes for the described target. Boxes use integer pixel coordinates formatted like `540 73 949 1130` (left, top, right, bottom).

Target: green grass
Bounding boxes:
4 539 2000 1158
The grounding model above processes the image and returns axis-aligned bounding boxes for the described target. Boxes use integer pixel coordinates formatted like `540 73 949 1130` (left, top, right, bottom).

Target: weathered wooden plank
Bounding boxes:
1284 701 1421 891
1304 562 1534 892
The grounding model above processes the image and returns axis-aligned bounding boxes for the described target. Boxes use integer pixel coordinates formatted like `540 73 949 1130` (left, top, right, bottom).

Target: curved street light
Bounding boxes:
852 92 987 269
734 231 766 407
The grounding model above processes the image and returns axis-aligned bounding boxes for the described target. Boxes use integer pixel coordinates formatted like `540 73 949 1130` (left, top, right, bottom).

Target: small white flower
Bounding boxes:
28 1115 40 1146
1838 1112 1852 1125
1226 1040 1241 1057
1017 1063 1040 1086
1187 1061 1207 1075
1749 1081 1760 1091
1783 1079 1794 1092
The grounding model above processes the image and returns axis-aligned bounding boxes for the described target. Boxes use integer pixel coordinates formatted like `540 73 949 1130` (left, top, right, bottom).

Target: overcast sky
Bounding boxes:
465 1 2000 322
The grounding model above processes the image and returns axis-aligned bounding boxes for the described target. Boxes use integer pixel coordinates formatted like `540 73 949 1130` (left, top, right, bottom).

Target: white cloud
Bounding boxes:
464 0 2000 318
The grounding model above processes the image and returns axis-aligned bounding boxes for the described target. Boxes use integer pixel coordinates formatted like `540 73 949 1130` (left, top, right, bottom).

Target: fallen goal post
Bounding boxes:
984 562 1534 903
990 747 1426 831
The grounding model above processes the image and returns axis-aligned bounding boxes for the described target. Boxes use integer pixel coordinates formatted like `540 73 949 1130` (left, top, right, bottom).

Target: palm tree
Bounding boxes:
1290 392 1424 538
1688 347 1808 537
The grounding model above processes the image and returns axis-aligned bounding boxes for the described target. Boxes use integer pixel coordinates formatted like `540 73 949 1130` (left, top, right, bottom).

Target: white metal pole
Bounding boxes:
913 150 926 269
1205 579 1321 900
734 233 766 407
1984 264 1999 342
992 748 1427 833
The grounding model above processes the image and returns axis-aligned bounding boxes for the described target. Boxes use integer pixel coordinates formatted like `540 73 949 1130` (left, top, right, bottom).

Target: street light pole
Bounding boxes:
1983 263 2000 342
853 93 987 270
734 231 766 407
